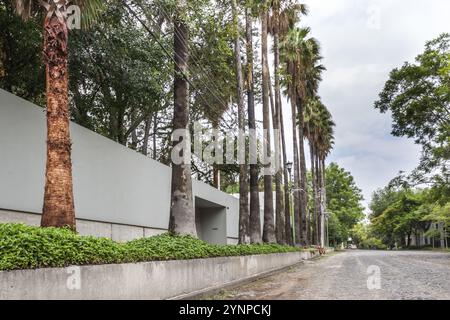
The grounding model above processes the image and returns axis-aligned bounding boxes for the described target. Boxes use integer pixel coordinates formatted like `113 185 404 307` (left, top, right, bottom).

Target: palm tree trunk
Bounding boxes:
297 97 309 245
309 141 318 244
320 157 327 247
271 6 285 244
267 62 284 244
168 5 196 236
314 150 321 245
290 92 301 245
279 97 292 245
246 7 261 244
261 11 275 243
232 0 249 244
41 15 75 229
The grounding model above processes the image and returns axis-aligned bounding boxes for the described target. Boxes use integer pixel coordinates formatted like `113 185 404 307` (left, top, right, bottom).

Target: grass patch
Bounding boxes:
0 223 302 271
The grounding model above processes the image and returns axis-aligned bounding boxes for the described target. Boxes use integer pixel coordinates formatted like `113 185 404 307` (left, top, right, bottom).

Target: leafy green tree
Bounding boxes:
0 0 44 105
325 163 365 245
375 33 450 190
69 2 169 148
369 187 436 248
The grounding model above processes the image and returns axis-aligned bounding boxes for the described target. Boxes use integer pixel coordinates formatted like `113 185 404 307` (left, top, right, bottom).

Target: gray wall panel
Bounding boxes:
0 89 239 238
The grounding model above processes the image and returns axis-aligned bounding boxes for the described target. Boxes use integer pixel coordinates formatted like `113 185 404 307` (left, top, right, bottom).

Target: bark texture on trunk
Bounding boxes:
290 93 301 245
232 0 250 244
261 11 275 243
314 150 321 245
279 99 292 245
168 12 196 236
320 158 327 247
268 21 285 244
41 15 76 230
297 98 309 246
246 8 261 244
309 141 318 245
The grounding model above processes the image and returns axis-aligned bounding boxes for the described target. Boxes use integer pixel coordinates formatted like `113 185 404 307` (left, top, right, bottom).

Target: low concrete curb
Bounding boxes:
0 251 322 300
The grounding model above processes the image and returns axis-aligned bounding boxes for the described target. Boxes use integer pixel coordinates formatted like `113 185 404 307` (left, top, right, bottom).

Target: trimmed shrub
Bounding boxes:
0 223 302 271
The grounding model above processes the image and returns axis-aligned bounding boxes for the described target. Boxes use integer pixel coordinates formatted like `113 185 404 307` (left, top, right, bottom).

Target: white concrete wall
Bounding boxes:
0 89 239 239
0 209 167 242
0 251 320 300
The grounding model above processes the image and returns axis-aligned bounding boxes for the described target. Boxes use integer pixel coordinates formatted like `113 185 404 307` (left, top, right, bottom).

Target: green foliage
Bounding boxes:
359 238 387 250
324 163 365 245
0 0 45 105
368 186 449 248
375 33 450 189
0 223 302 271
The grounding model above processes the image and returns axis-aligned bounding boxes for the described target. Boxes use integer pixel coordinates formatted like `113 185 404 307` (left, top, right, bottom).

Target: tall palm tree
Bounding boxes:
260 3 276 243
315 105 334 246
280 27 319 245
232 0 249 244
305 98 334 245
268 0 307 245
245 3 261 244
280 29 302 245
168 0 196 236
281 26 324 245
13 0 102 230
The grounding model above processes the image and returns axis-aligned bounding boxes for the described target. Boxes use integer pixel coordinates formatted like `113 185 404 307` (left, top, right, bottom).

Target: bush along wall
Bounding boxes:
0 223 306 271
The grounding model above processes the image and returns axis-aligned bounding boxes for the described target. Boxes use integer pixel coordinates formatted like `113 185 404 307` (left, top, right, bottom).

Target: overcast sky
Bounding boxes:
272 0 450 212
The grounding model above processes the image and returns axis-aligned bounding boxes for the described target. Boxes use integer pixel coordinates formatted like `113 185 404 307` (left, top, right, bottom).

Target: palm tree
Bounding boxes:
268 0 307 245
245 3 261 244
280 29 302 245
315 105 334 246
13 0 102 230
281 26 324 245
270 0 307 245
168 0 196 236
232 0 250 244
260 2 276 243
305 98 334 245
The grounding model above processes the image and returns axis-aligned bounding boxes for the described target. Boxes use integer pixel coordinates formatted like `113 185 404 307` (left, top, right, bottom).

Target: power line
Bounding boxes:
123 0 235 130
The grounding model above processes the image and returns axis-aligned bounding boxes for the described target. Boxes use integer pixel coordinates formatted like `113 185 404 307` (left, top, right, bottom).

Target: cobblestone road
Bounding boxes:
208 250 450 300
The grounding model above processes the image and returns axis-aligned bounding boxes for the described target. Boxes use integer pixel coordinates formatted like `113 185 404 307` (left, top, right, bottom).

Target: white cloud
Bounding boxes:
280 0 449 209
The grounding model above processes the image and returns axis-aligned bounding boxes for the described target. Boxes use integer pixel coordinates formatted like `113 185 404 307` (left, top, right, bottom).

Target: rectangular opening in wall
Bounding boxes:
195 197 227 245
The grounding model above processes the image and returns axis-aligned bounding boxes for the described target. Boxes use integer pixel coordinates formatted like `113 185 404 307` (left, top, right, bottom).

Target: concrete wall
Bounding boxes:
0 89 239 241
0 209 168 242
0 251 320 300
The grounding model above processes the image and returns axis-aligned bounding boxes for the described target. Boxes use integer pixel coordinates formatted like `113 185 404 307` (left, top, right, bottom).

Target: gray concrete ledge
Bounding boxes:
0 251 320 300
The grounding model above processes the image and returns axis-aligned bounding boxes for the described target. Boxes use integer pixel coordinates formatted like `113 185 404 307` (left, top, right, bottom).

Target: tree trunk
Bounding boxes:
297 97 308 245
141 112 152 156
246 8 261 244
261 11 275 243
320 158 327 247
279 97 292 245
232 0 250 244
314 149 321 245
290 92 301 245
267 62 284 244
153 111 158 160
168 5 196 236
317 154 323 246
41 15 76 230
269 6 285 244
309 141 318 244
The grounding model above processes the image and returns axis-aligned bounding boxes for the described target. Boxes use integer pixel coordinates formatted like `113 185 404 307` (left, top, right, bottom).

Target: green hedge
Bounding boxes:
0 223 302 271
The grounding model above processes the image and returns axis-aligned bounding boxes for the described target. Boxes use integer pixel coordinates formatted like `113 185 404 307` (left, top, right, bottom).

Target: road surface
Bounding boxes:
207 250 450 300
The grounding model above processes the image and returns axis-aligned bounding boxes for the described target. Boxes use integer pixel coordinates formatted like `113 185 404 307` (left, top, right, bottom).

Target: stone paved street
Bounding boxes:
207 250 450 300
